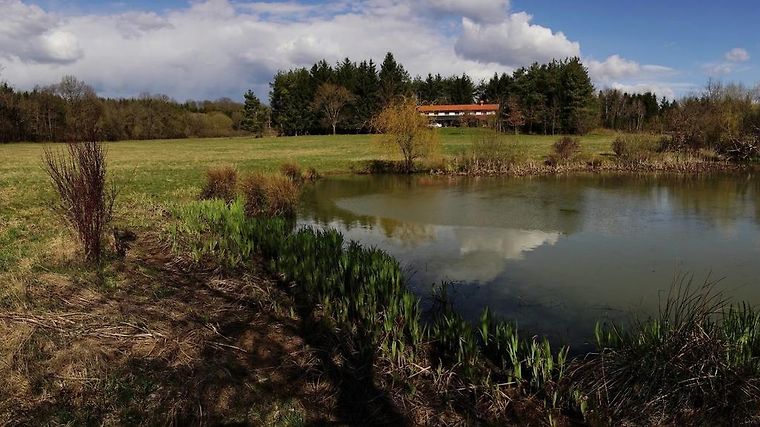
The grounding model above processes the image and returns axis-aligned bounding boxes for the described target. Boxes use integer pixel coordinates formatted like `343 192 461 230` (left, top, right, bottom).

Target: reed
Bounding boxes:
572 275 760 424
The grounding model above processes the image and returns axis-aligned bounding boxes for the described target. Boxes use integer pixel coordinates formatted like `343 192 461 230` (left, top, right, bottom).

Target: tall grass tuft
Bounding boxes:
200 165 238 202
240 173 299 218
168 198 289 268
42 141 116 264
572 276 760 424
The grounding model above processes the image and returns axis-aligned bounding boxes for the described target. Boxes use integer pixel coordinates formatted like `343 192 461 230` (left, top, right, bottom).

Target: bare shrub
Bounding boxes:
240 173 299 218
200 165 237 202
43 141 115 264
546 136 581 165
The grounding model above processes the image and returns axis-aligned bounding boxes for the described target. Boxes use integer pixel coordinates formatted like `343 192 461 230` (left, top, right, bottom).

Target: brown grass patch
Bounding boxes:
200 165 238 202
240 173 299 218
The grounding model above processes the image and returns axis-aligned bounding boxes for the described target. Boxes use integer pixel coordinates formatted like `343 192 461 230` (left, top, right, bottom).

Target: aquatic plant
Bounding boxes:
572 276 760 424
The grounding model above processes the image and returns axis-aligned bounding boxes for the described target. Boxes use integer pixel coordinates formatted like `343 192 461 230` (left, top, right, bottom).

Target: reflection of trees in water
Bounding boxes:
578 172 760 232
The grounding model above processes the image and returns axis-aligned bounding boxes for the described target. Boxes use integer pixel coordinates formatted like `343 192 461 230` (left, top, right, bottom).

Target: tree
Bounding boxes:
270 68 316 136
312 83 355 135
372 98 438 173
378 52 411 106
240 90 269 136
54 76 102 141
505 96 525 134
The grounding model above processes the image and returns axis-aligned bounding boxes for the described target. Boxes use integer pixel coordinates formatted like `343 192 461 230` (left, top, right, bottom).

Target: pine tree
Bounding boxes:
240 90 268 136
378 52 411 106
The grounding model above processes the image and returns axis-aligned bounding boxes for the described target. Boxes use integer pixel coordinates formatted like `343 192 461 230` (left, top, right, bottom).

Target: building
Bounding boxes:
417 103 499 126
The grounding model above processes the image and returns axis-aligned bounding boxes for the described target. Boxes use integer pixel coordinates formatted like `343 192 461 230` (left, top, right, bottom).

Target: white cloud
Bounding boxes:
702 62 735 76
587 55 674 82
725 47 749 62
455 13 580 67
0 0 83 64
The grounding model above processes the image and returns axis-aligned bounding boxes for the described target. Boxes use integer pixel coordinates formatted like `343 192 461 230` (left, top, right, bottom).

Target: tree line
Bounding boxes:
1 53 759 148
0 76 269 143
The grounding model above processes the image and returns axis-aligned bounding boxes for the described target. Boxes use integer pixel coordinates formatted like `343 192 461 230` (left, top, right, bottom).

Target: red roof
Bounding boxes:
417 104 499 112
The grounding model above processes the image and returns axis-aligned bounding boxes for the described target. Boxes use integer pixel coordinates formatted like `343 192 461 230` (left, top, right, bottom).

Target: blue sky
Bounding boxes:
1 0 757 100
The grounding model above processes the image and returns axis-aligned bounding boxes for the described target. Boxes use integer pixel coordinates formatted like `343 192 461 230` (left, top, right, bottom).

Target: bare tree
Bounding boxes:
54 76 103 142
312 83 355 135
505 96 526 135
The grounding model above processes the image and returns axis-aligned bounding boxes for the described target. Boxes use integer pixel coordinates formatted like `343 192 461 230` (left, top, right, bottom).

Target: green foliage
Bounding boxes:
414 73 476 105
168 198 289 268
275 230 423 361
270 68 317 136
479 58 597 135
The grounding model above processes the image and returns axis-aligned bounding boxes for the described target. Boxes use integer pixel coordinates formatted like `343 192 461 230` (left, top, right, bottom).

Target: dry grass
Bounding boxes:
0 235 335 425
199 165 238 202
240 173 299 218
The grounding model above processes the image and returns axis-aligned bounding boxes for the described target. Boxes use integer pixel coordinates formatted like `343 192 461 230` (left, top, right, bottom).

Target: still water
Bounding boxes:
298 173 760 349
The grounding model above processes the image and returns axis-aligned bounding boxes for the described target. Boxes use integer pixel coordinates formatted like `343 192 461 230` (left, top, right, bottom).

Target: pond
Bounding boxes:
298 173 760 350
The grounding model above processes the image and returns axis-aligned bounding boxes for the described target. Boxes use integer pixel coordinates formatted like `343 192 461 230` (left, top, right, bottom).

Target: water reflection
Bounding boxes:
299 172 760 349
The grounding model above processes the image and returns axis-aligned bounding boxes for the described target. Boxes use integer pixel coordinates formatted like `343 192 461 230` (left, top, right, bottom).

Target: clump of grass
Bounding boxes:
200 165 238 202
280 162 303 184
445 131 529 174
240 173 299 218
547 136 581 164
572 276 760 424
302 166 320 182
42 141 116 264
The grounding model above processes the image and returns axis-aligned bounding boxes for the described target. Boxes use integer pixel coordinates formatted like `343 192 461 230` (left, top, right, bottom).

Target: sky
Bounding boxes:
0 0 757 102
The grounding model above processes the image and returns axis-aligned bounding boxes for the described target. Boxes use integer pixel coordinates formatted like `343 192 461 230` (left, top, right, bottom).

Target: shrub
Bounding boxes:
240 173 299 218
42 141 115 264
200 165 237 202
372 98 440 173
550 136 581 162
